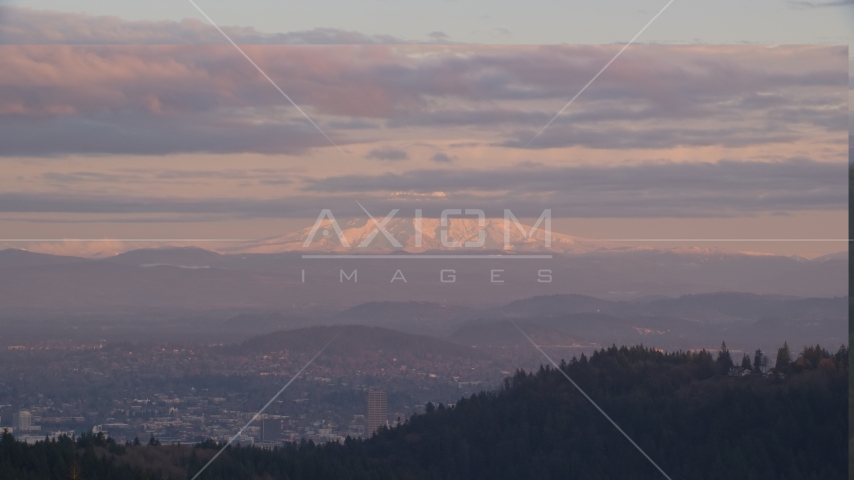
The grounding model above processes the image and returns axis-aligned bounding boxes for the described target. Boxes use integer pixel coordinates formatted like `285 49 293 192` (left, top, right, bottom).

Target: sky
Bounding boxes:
0 1 851 257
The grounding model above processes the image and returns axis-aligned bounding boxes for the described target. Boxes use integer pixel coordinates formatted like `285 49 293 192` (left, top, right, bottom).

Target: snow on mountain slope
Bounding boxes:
224 217 626 254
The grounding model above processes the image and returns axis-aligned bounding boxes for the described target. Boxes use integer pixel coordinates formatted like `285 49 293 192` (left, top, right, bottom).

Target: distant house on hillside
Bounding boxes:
728 366 751 377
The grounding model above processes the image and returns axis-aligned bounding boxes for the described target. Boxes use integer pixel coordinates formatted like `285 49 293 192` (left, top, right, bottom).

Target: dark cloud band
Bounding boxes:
1 159 844 218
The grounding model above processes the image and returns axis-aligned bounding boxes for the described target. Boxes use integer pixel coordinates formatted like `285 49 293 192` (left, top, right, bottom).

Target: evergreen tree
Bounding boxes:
716 341 734 374
753 349 764 373
740 353 751 371
834 344 847 364
776 341 792 373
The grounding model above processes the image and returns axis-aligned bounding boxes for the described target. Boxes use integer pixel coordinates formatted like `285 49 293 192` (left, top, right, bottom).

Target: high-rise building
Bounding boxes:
366 389 387 436
12 410 32 431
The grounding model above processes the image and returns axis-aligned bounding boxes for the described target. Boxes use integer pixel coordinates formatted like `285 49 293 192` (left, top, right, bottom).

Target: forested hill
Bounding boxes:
362 349 847 479
358 345 847 480
0 344 847 480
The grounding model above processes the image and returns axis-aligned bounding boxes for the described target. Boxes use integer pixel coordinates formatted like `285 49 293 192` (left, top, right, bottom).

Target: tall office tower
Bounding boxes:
366 389 387 436
12 410 32 431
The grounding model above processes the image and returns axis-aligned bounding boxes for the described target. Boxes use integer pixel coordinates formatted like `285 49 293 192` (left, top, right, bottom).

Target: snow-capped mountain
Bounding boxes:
223 217 624 254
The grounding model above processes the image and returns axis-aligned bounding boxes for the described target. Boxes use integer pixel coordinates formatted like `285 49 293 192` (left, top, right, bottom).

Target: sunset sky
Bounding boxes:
0 1 851 257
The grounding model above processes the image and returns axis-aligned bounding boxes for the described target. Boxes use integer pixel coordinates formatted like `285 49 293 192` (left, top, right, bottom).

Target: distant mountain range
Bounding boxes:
196 293 848 355
0 266 845 354
496 292 847 324
13 217 843 260
0 243 845 313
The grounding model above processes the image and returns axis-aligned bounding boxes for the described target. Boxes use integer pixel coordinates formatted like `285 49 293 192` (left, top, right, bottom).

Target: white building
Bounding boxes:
12 410 39 433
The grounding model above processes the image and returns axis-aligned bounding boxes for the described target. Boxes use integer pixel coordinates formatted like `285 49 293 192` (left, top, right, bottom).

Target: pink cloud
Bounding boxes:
0 9 846 156
1 43 844 120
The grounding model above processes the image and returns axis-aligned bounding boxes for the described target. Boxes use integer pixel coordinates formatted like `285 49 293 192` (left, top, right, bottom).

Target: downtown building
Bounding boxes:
366 389 387 436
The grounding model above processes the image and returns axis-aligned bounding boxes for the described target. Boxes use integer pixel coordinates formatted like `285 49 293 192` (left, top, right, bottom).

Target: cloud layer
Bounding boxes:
0 14 847 157
0 8 848 235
